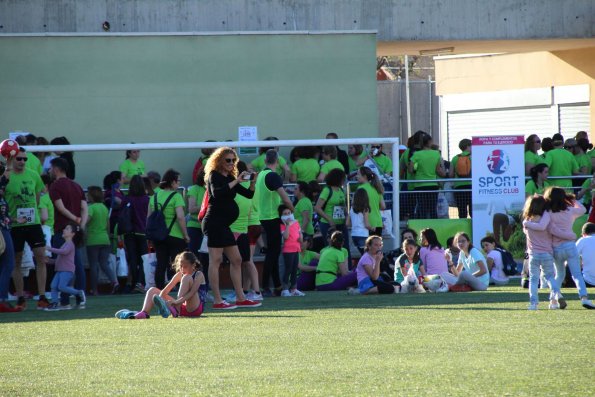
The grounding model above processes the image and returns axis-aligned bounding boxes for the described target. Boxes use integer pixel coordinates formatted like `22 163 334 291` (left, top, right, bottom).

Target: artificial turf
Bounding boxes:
0 284 593 396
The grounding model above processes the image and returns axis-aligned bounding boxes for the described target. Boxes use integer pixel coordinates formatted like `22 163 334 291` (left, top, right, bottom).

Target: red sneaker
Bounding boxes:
212 301 237 310
235 299 262 308
449 284 473 292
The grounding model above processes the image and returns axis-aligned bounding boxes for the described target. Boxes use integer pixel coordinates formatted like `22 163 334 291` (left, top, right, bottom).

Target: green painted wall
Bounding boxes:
0 33 377 187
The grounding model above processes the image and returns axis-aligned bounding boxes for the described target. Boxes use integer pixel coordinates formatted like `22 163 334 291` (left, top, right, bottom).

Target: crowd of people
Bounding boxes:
0 130 594 318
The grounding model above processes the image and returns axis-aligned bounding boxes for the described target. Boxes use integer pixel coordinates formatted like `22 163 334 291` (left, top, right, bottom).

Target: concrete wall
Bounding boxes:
0 33 378 187
0 0 592 40
378 80 439 143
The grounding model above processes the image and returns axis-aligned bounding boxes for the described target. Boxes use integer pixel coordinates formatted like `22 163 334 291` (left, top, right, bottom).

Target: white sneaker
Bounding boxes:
281 290 291 297
347 287 360 296
528 303 538 311
581 299 595 310
291 289 305 297
245 292 263 301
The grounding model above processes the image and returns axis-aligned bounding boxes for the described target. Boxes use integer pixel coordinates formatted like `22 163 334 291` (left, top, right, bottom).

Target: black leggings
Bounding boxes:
124 233 147 287
261 219 282 290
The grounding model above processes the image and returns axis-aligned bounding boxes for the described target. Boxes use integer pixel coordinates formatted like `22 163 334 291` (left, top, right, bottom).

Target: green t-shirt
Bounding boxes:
290 158 320 182
581 178 592 205
372 154 393 175
186 185 206 229
251 153 287 175
575 153 592 175
86 203 110 246
248 198 260 226
450 151 472 188
318 186 346 225
300 250 318 266
357 183 382 228
525 180 551 196
524 151 546 168
230 182 252 234
148 190 186 239
26 152 43 175
38 192 54 230
294 197 314 235
410 149 441 188
315 246 348 286
5 169 44 227
399 149 415 190
119 159 146 189
348 151 368 173
320 159 344 175
544 148 579 188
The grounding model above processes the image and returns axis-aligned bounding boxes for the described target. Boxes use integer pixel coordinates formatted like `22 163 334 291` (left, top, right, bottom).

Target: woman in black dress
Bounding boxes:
203 147 261 309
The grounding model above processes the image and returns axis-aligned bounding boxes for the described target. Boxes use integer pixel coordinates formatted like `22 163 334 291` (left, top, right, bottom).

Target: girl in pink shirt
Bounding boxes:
279 205 304 297
419 228 448 275
522 195 563 310
544 187 595 309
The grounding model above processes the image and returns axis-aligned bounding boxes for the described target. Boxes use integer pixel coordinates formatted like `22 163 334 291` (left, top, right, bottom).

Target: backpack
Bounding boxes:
455 154 471 177
145 192 177 242
117 201 134 235
198 190 209 222
495 247 518 276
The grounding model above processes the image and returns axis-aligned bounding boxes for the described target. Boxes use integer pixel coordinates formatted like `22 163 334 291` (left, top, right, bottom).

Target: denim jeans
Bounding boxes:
87 245 116 292
553 241 588 298
528 252 558 305
51 271 82 303
0 229 15 300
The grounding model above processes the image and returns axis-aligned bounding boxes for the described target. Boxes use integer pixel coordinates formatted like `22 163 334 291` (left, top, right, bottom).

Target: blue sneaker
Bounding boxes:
115 309 138 319
152 295 171 318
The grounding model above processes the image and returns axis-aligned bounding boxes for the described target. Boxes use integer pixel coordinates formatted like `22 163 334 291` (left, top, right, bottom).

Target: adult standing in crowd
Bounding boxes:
290 146 320 183
325 132 350 173
449 138 472 219
192 142 215 185
119 148 145 188
251 137 290 177
0 162 16 311
570 138 591 188
23 134 43 175
203 148 261 309
146 171 161 195
49 157 87 308
148 169 189 290
103 171 125 237
347 144 367 175
50 137 75 180
317 146 345 182
6 148 49 309
367 144 393 176
408 134 446 219
356 166 385 236
544 133 580 189
256 149 294 297
524 134 545 176
123 175 149 293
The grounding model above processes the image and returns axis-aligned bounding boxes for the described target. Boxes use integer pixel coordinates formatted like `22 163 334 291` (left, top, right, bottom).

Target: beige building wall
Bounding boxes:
435 48 595 138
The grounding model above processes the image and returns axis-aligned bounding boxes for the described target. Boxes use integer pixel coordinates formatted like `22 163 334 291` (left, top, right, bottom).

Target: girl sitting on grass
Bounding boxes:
350 235 398 295
116 251 206 319
394 238 425 284
45 223 86 311
440 232 489 291
295 235 320 292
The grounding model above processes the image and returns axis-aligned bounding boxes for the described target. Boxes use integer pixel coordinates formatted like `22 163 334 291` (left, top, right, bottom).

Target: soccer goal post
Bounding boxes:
27 137 401 246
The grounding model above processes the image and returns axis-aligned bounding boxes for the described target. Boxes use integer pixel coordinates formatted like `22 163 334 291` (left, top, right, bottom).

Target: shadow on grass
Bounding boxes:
0 286 580 324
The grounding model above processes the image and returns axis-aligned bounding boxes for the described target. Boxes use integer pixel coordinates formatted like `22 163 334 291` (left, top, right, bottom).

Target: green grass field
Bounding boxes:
1 284 594 396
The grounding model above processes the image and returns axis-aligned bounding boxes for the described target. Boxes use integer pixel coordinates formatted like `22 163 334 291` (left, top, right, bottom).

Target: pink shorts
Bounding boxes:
180 302 204 318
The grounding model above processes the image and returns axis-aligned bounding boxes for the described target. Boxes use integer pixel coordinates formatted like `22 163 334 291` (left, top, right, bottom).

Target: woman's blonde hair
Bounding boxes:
364 235 382 252
172 251 201 272
203 147 238 183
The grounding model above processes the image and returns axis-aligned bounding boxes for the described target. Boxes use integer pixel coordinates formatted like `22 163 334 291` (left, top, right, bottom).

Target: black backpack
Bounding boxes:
145 192 177 242
117 201 134 235
495 247 518 276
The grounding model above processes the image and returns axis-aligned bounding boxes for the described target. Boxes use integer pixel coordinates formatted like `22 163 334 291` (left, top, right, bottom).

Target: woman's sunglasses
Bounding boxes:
225 158 236 163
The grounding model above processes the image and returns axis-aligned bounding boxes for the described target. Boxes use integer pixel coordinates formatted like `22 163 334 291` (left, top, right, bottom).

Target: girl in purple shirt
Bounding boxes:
419 228 448 276
45 223 86 311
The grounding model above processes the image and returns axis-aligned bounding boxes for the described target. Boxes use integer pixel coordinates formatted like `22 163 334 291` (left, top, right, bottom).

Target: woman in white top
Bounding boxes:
441 232 489 291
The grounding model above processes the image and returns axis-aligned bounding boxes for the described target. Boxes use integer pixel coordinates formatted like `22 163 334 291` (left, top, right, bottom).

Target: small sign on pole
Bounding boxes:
238 126 258 155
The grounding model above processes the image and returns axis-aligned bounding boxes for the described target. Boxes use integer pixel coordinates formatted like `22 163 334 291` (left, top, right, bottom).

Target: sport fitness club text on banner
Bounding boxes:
471 135 525 248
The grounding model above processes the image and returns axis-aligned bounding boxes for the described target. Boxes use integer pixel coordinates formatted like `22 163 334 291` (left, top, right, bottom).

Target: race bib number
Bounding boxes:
17 207 35 224
332 206 345 220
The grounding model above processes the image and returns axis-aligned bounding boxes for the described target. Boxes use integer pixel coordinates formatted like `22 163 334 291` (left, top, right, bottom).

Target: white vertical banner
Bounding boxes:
472 136 526 248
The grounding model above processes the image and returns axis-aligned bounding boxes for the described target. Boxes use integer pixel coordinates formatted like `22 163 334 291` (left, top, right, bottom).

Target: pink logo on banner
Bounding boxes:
486 149 509 175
